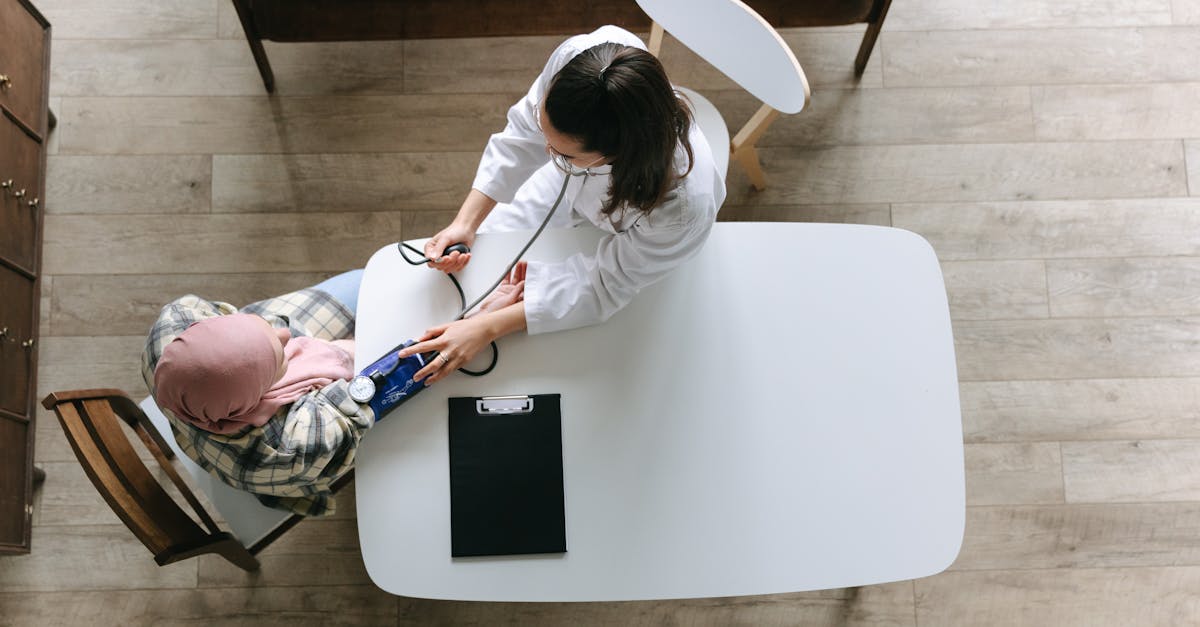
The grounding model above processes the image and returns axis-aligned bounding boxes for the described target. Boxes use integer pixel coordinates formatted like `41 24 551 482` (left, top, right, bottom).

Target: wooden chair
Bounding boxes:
747 0 893 77
637 0 811 191
41 389 352 570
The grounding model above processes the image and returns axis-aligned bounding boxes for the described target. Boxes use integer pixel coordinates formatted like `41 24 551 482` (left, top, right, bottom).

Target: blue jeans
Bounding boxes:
312 269 364 317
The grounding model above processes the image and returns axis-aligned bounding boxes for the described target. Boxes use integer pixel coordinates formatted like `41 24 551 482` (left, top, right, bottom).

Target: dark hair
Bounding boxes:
545 43 694 218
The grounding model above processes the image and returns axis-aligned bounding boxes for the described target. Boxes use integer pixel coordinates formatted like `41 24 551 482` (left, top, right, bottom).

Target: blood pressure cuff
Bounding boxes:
356 340 429 421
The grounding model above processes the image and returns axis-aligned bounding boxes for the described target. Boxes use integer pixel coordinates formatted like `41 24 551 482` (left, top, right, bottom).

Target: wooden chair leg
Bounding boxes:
730 104 781 191
161 534 261 571
732 144 769 191
230 0 276 93
211 537 262 571
247 514 304 555
855 0 893 76
648 22 665 57
32 466 46 485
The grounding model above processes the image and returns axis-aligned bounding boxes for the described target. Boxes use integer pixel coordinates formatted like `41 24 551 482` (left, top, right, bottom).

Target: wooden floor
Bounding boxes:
3 0 1200 624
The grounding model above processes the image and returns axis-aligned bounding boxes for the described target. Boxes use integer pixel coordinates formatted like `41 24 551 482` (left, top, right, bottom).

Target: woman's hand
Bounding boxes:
424 222 477 273
397 264 530 384
398 262 529 384
466 262 527 318
398 317 497 385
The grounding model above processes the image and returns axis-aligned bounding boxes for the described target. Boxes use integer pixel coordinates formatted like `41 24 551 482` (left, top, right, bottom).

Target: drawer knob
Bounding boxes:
21 339 34 349
0 74 10 89
14 188 26 199
0 179 12 190
0 327 7 339
28 197 39 210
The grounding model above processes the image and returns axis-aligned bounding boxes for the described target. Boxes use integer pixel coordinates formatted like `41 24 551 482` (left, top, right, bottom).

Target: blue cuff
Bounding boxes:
358 340 430 421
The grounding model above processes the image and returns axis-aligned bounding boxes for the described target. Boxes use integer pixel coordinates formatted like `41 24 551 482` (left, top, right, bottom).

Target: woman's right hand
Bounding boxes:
424 222 477 273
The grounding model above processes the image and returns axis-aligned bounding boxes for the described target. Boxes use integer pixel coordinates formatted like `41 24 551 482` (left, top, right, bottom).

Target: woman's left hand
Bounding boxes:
466 261 526 319
397 317 495 385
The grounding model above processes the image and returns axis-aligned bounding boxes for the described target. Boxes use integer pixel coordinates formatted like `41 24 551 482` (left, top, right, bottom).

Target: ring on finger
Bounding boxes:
437 354 450 367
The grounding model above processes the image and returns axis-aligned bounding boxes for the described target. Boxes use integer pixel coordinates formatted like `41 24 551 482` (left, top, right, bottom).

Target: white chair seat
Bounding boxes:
677 86 729 182
139 396 292 549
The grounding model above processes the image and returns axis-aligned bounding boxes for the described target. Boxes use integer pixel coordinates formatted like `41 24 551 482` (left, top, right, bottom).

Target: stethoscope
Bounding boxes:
393 162 597 377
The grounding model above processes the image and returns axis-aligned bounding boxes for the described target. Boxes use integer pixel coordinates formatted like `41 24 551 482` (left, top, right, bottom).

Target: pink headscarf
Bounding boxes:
153 313 353 435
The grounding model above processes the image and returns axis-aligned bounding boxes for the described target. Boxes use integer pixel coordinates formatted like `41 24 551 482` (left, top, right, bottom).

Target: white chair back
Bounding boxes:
637 0 810 114
677 86 730 180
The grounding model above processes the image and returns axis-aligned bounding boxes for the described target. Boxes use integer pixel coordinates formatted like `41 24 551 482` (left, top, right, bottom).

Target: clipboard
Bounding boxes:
448 394 566 558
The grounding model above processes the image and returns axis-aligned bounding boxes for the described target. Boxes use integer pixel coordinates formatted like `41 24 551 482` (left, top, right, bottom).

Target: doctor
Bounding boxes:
398 25 726 384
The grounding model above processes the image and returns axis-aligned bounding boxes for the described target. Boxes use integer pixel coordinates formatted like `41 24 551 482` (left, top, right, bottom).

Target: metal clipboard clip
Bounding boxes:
476 395 534 415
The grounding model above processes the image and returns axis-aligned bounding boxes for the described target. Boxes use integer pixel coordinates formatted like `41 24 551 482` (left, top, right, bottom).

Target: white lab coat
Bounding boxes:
471 25 727 335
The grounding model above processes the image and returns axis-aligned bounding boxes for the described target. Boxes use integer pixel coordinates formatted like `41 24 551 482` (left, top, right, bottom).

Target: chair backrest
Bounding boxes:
41 389 225 564
636 0 810 114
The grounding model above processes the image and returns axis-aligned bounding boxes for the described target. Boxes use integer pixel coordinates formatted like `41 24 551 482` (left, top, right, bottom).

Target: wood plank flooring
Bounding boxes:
3 0 1200 624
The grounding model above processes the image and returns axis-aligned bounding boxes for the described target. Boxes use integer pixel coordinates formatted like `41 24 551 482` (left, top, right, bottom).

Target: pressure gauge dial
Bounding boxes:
348 375 377 403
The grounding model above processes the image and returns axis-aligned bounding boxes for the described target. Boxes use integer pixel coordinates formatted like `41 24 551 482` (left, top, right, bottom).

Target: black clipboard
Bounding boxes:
448 394 566 558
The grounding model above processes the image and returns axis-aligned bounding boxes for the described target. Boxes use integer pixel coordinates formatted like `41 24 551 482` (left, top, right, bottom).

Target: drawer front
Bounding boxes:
0 0 49 134
0 268 35 417
0 115 42 271
0 414 32 553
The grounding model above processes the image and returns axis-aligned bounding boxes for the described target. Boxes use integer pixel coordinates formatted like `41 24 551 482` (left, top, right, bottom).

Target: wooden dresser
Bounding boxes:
0 0 50 556
231 0 891 92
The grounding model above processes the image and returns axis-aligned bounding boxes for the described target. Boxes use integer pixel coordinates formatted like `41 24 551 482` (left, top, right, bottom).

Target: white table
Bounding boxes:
354 222 964 602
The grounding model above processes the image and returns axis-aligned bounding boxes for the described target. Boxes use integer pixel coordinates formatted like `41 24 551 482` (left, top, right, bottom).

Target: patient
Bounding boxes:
141 268 524 516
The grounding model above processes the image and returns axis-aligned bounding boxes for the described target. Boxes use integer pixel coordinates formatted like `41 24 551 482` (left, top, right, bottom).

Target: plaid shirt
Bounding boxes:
141 289 373 517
